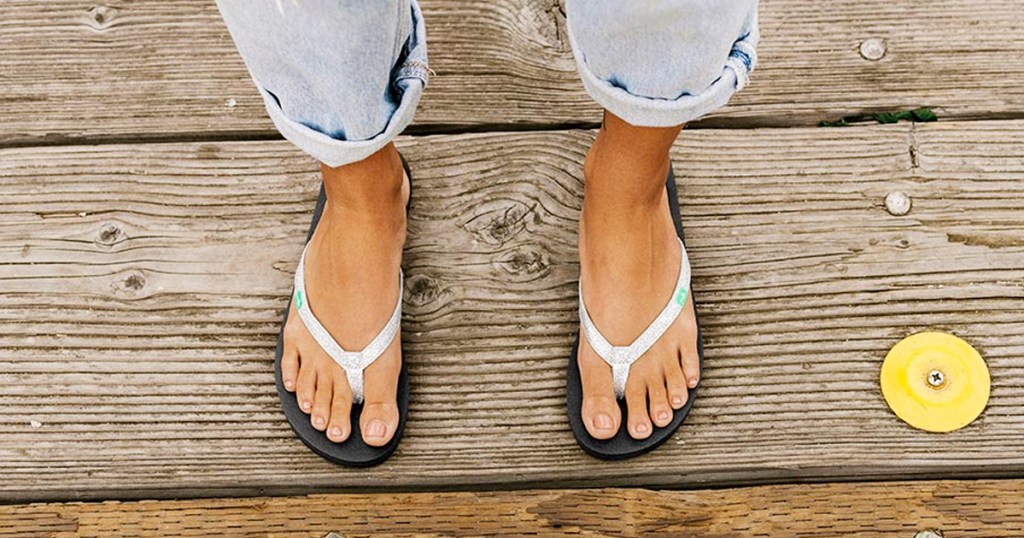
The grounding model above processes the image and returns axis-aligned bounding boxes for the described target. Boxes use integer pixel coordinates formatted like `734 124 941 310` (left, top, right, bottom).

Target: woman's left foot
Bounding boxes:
576 119 701 441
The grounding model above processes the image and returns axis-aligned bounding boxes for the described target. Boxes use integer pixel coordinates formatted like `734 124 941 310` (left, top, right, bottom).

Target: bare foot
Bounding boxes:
577 112 701 440
280 143 409 447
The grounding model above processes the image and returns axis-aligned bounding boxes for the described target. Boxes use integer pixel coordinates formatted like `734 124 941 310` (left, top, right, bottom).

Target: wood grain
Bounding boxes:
1 121 1023 501
3 480 1024 537
2 0 1024 145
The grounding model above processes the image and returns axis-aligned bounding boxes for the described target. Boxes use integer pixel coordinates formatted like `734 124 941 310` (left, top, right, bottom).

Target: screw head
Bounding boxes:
885 191 912 216
927 369 946 388
860 38 887 61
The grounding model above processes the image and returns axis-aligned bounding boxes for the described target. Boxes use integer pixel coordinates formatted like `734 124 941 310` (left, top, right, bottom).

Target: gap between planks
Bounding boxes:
1 480 1024 537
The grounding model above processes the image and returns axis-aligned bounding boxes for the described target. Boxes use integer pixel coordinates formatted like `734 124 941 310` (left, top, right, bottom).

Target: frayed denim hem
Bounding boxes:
570 15 759 128
255 0 429 168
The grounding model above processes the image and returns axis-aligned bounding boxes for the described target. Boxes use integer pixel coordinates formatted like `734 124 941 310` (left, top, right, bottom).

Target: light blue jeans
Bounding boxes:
216 0 759 167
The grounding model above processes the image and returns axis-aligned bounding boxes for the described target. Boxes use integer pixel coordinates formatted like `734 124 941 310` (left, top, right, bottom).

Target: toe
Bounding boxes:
359 340 401 447
679 299 701 388
326 377 353 443
647 378 673 428
665 355 689 409
625 377 652 440
310 372 332 431
681 348 700 389
295 354 316 414
360 401 399 447
582 394 620 440
578 342 622 440
281 345 299 392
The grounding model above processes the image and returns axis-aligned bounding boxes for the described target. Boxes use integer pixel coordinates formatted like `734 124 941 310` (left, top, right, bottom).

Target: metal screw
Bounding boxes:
928 369 946 388
885 191 912 216
860 38 887 61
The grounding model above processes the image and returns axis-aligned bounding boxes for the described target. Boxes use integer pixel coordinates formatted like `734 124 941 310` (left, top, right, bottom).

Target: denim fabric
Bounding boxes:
216 0 428 167
217 0 757 166
566 0 759 127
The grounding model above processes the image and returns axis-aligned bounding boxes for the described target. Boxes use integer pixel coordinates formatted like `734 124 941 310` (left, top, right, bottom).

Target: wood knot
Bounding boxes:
196 144 221 160
94 222 125 248
112 270 147 296
406 273 441 307
464 201 534 246
498 247 549 278
85 5 118 31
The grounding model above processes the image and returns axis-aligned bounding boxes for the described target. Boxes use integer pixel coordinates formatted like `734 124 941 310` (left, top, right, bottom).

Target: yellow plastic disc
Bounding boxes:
880 332 990 433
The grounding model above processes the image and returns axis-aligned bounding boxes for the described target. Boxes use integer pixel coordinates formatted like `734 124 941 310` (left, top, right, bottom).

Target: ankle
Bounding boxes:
583 161 668 212
584 142 671 209
320 143 407 216
582 110 682 207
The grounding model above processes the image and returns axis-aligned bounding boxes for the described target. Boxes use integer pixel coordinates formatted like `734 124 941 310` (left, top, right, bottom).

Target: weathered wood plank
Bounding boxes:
3 480 1024 537
1 121 1023 501
2 0 1023 144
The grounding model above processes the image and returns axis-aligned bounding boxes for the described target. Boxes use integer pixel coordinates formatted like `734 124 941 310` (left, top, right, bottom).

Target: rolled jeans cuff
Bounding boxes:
254 1 429 168
571 18 759 128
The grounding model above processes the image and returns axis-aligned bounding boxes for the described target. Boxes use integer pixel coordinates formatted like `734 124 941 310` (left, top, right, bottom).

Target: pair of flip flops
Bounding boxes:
275 159 701 464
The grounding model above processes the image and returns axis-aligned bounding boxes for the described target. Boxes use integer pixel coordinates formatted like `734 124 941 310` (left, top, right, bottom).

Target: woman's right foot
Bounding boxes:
280 143 409 447
576 113 701 441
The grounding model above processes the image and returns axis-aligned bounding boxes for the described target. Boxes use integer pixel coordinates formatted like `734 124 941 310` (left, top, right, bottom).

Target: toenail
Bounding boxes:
367 420 386 438
312 415 325 428
688 378 698 388
657 410 670 422
300 400 311 411
329 427 342 438
284 379 294 390
594 413 613 430
672 396 684 406
636 422 649 433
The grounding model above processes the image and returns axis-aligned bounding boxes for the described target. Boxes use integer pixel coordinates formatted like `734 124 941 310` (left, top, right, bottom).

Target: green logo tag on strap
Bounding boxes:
295 290 304 310
675 287 688 306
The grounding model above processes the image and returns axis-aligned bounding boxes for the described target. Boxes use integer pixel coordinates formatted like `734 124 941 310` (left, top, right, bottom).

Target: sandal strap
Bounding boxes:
292 242 403 404
579 237 690 399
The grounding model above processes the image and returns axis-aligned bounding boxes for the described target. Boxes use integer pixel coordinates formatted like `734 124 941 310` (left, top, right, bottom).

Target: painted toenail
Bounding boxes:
672 396 684 406
594 413 613 430
367 420 386 438
312 415 325 428
329 427 342 438
636 422 649 433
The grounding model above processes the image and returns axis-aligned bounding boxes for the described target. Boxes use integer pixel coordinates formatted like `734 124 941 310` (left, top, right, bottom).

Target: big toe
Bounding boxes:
360 401 399 447
578 342 623 439
582 394 621 440
358 341 401 447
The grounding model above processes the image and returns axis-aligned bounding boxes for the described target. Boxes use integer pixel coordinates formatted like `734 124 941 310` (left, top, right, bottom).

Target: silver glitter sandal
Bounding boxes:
273 155 412 467
566 166 703 460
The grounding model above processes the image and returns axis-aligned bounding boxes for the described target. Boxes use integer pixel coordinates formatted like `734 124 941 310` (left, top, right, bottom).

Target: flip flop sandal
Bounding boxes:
273 156 412 467
567 166 703 460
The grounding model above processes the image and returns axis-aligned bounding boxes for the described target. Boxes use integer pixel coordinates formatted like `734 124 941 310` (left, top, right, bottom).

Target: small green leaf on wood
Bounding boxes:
819 118 849 127
873 108 937 124
911 107 937 122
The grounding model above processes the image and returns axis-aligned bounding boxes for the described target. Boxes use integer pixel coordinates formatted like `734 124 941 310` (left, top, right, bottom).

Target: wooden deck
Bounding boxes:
2 0 1024 534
